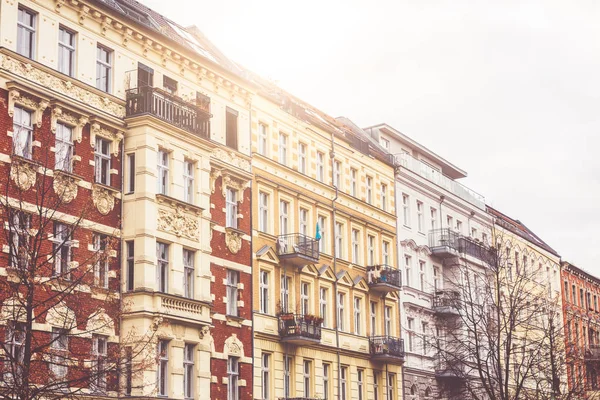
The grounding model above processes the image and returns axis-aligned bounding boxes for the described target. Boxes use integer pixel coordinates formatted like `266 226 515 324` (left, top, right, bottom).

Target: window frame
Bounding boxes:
156 149 169 195
183 249 194 299
259 270 269 314
183 343 194 400
183 160 194 203
17 6 36 59
58 25 76 76
156 242 169 293
258 123 268 156
226 188 238 229
226 270 240 317
95 44 112 93
95 137 111 185
93 233 109 288
157 340 169 397
278 132 288 165
12 106 33 159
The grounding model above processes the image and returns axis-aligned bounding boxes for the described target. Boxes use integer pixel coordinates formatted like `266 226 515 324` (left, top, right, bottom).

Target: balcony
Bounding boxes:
429 229 495 264
367 265 402 293
433 290 461 317
435 360 466 380
586 344 600 362
125 86 210 137
370 336 405 364
278 313 322 345
277 233 319 268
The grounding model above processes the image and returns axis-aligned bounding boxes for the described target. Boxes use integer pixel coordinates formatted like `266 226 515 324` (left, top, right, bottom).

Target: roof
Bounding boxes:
487 205 560 257
562 261 600 285
364 123 467 179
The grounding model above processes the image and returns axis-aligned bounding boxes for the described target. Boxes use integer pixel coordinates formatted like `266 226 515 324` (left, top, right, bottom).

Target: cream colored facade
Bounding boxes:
250 90 402 399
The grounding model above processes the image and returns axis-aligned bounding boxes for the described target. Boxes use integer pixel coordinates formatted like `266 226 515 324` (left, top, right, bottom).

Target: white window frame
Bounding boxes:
303 359 311 397
299 142 307 174
96 44 112 93
299 207 308 236
352 229 360 265
366 176 373 204
259 192 269 233
183 343 194 400
335 222 343 259
95 137 111 185
157 340 168 397
283 355 291 398
156 242 169 293
417 201 424 232
58 26 76 76
318 215 326 253
419 260 426 291
226 188 238 229
226 270 239 316
323 363 330 400
370 301 377 335
53 223 72 279
381 183 387 211
8 210 30 269
183 249 194 299
320 287 328 328
279 132 288 165
340 366 348 400
357 369 364 400
383 241 390 265
17 6 36 59
350 168 357 196
316 151 325 182
407 318 414 351
259 270 269 314
156 149 169 195
301 282 310 316
93 233 109 288
354 296 362 335
333 160 341 188
279 200 289 235
258 123 267 156
281 275 290 313
368 235 375 265
50 327 69 380
404 255 412 287
384 306 392 336
261 353 270 400
430 207 437 230
373 372 380 400
402 194 410 227
92 334 108 392
183 160 194 203
12 106 33 159
337 291 346 332
55 123 73 172
7 322 25 376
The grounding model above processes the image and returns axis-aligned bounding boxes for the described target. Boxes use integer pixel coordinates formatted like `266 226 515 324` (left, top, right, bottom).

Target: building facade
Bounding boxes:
250 85 403 399
364 124 493 400
562 261 600 399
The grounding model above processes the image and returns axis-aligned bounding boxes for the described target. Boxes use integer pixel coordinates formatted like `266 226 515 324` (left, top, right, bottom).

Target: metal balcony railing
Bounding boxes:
586 344 600 361
278 313 322 342
367 265 402 292
277 234 319 262
433 290 461 316
429 228 495 264
435 360 466 379
125 86 210 137
370 336 405 360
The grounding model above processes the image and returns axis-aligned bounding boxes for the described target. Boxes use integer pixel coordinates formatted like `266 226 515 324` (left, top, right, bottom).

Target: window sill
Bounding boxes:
156 193 204 214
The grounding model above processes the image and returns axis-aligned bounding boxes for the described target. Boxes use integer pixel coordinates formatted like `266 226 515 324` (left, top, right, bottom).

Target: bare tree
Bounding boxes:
427 227 578 400
0 121 156 400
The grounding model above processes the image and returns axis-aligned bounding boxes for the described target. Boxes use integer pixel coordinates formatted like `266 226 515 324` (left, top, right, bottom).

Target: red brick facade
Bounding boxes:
562 261 600 396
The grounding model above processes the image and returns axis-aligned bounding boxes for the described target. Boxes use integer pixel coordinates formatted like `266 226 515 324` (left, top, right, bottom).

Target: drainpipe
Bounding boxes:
329 132 342 400
393 163 407 399
247 99 256 397
467 210 475 236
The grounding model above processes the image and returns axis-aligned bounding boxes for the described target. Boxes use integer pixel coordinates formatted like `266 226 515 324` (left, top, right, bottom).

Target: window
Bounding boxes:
281 275 290 312
7 322 25 377
259 270 269 314
96 45 112 92
402 194 410 226
572 285 577 304
352 229 360 264
55 123 73 172
124 347 133 396
182 344 194 399
337 292 346 332
373 372 380 400
323 363 330 400
53 223 71 278
126 153 135 193
93 335 108 392
354 297 362 335
279 132 288 165
17 7 36 59
340 366 348 400
350 168 357 196
283 355 291 398
259 192 269 233
156 149 168 194
298 142 307 173
381 184 387 211
227 270 239 316
383 241 390 265
417 201 424 232
404 255 412 287
335 222 343 258
126 241 134 292
303 360 311 397
419 260 426 291
12 106 33 159
261 353 270 400
447 215 453 228
299 208 308 236
93 233 109 288
8 210 30 269
366 176 373 204
301 282 310 316
318 215 326 253
407 317 414 351
227 357 239 400
58 26 76 76
333 160 341 188
51 328 68 379
456 220 463 234
320 287 328 327
156 242 168 293
430 207 437 230
388 374 395 400
421 322 429 354
157 340 169 396
385 306 392 336
357 369 364 400
258 123 267 155
581 288 585 308
368 235 375 265
471 227 478 238
226 188 238 229
370 302 377 335
316 151 325 182
163 75 177 94
279 200 289 235
183 160 194 203
95 137 111 185
434 266 440 291
381 137 389 150
183 249 194 299
226 107 238 150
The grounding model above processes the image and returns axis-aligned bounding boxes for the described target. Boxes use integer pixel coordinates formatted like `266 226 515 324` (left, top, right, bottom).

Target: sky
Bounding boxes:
141 0 600 273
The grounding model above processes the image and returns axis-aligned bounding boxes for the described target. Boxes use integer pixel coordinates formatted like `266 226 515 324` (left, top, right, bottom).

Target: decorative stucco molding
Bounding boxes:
10 158 37 191
92 184 116 215
211 148 251 172
223 334 244 358
53 172 79 204
8 89 48 128
225 229 242 254
90 122 124 156
51 105 88 143
157 207 200 240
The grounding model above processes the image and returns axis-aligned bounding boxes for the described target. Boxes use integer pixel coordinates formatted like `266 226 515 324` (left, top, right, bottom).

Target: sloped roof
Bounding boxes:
487 205 560 257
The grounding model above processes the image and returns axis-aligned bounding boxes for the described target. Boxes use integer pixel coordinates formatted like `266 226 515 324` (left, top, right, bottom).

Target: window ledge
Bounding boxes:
156 193 203 214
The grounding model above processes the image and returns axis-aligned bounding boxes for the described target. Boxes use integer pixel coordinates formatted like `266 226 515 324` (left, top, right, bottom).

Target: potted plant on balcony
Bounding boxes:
304 314 316 322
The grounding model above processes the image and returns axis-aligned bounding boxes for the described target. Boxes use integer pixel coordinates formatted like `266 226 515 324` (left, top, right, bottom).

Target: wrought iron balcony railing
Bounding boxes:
278 313 322 344
433 289 461 316
367 265 402 293
429 228 495 263
435 360 466 380
586 344 600 362
370 335 405 363
277 233 319 267
125 86 210 137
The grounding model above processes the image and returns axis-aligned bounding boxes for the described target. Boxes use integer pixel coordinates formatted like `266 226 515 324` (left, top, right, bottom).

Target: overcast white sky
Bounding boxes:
142 0 600 273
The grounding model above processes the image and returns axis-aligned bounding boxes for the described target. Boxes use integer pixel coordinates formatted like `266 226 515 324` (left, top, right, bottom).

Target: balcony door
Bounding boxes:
137 63 153 89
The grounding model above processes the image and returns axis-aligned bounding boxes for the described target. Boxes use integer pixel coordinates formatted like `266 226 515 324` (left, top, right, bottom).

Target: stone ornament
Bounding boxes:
53 172 78 204
8 89 48 128
0 54 125 118
225 229 242 254
157 207 199 240
211 148 251 172
224 334 244 358
90 122 124 156
51 106 87 143
92 185 115 215
221 174 250 203
10 158 37 191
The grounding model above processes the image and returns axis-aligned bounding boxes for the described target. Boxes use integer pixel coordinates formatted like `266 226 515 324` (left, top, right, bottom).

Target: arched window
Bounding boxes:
410 384 417 395
425 386 432 397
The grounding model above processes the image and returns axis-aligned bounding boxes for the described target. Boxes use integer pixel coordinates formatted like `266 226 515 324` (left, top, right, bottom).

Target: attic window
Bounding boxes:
116 1 159 29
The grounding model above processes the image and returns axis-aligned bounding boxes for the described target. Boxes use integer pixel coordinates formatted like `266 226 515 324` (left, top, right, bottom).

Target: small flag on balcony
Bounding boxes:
315 222 322 241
